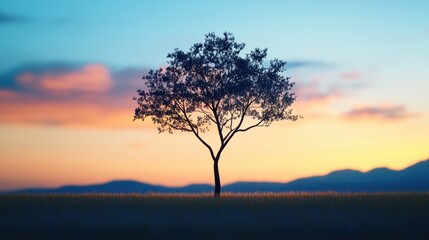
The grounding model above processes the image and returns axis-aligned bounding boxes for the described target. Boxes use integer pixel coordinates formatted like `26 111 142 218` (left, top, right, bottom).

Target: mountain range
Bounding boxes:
7 158 429 193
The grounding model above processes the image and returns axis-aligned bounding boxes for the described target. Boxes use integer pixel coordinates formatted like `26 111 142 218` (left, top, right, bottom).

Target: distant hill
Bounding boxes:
12 181 213 194
6 159 429 194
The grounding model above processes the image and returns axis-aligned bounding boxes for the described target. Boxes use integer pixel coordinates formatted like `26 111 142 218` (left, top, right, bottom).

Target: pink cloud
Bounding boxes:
0 89 21 99
343 105 415 121
17 64 112 93
0 64 147 128
294 81 342 105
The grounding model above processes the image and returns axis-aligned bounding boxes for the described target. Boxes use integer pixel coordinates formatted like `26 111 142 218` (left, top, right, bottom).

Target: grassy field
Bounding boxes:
1 192 429 239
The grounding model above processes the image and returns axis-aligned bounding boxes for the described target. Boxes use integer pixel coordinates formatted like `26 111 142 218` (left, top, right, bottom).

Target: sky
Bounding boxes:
0 0 428 191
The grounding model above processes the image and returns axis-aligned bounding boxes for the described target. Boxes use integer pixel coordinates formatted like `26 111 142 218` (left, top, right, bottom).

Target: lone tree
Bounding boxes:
134 32 298 196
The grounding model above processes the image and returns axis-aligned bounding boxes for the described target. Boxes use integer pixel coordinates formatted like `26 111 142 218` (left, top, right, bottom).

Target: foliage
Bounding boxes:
134 32 299 196
134 32 298 160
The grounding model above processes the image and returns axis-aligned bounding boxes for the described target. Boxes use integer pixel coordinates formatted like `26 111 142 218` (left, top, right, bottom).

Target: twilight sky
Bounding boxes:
0 1 428 191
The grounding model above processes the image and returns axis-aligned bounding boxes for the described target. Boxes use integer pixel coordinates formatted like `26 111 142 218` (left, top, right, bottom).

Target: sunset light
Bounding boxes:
0 1 428 192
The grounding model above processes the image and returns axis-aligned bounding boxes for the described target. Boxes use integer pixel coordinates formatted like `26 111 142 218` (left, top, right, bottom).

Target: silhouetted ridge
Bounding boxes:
366 167 393 174
6 158 429 193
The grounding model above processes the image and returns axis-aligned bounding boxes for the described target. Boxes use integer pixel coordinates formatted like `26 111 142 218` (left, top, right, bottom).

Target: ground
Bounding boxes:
1 192 428 239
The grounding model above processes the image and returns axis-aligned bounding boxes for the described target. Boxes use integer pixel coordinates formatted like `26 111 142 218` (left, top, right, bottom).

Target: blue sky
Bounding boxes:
0 1 428 190
1 1 428 71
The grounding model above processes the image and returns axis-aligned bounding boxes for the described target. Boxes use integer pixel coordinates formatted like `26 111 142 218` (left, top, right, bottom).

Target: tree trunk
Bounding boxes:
213 160 221 197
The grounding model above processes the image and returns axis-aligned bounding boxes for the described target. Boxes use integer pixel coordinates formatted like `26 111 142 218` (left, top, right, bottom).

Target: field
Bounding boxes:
1 192 429 239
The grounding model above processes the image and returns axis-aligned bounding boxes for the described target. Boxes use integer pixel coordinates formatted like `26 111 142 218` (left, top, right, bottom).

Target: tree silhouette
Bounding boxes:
134 32 298 196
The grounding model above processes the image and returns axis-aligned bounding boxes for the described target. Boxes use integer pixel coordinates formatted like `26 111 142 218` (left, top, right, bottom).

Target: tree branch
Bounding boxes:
223 99 254 142
236 119 265 132
212 103 224 145
175 100 216 160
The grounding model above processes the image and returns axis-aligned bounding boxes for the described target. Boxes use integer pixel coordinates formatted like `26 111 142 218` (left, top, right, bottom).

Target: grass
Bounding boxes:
1 192 429 239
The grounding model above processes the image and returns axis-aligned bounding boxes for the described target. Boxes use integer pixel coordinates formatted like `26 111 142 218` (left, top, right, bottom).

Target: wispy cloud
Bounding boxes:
290 67 377 120
292 66 372 106
294 82 342 104
287 60 333 69
343 105 416 121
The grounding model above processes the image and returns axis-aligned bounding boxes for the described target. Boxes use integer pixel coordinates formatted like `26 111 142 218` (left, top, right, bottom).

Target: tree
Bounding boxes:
134 32 298 196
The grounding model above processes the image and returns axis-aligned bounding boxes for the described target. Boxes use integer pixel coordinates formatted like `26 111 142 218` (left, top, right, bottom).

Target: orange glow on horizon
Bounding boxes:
1 114 428 191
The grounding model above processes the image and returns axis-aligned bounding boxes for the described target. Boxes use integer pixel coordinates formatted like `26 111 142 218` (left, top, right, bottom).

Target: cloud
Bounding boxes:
343 105 415 121
0 89 20 99
0 61 377 128
0 12 30 24
17 64 112 93
286 60 333 69
292 67 371 106
1 63 86 89
0 62 148 128
290 67 374 120
294 82 342 104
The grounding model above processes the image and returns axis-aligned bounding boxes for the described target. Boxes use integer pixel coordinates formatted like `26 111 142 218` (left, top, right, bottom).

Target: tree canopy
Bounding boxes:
134 32 298 196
